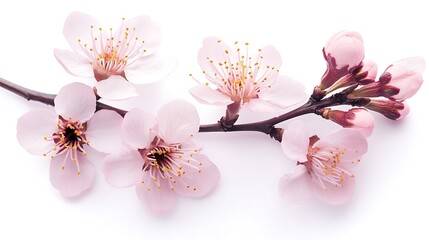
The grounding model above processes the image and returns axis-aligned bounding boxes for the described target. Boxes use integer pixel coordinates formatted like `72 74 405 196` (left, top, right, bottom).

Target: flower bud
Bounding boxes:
322 108 374 136
379 57 425 101
320 31 365 90
366 99 409 120
355 59 377 84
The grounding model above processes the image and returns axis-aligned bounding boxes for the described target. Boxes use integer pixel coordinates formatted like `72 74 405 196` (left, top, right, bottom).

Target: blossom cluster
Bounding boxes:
8 12 424 212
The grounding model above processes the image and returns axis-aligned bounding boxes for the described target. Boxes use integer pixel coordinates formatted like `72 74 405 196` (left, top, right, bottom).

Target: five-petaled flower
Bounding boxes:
17 83 123 197
54 12 175 100
189 37 306 113
103 100 220 212
279 121 368 205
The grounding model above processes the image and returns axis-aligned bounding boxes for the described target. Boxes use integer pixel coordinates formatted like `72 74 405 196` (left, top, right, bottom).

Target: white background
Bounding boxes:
0 0 428 239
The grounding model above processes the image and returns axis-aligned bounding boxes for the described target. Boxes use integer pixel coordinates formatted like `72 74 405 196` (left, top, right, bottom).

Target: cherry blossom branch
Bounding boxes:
0 77 127 116
1 77 369 142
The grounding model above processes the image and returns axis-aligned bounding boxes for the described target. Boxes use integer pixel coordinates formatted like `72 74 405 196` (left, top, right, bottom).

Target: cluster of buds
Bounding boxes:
313 31 424 133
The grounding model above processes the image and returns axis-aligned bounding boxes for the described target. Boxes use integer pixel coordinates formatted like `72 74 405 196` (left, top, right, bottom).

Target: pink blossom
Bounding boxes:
320 31 365 89
322 108 374 136
279 121 367 205
103 100 220 212
54 12 175 100
379 57 425 101
189 37 306 112
17 83 123 197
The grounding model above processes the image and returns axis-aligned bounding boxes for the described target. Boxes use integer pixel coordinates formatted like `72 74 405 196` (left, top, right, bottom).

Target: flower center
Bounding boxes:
196 41 279 102
306 146 355 191
77 19 149 81
44 116 89 174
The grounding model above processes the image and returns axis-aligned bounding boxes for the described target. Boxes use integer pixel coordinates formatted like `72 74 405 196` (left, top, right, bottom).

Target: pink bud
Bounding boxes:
380 57 425 101
355 59 377 84
323 108 374 136
366 99 408 120
324 31 365 71
320 31 365 90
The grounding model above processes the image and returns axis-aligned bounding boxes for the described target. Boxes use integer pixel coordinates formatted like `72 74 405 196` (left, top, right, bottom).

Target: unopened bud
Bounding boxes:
320 31 365 90
355 59 377 84
379 57 425 101
366 99 409 120
322 108 374 136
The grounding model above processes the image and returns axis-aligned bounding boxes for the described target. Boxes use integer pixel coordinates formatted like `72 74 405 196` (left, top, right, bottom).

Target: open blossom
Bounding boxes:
322 108 374 136
189 37 306 112
320 31 365 90
17 83 123 197
103 100 220 212
279 121 368 205
54 12 175 100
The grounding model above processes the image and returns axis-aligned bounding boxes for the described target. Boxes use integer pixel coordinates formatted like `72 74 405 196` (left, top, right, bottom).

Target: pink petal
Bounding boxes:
135 173 177 213
85 110 123 154
324 31 364 70
311 175 356 205
281 121 310 163
349 108 374 137
63 12 106 57
278 165 313 204
256 45 282 72
172 152 220 197
114 15 161 59
157 100 200 144
95 76 138 100
315 129 368 163
125 54 177 84
49 152 95 197
54 49 94 78
17 109 58 155
397 102 410 120
197 37 232 82
244 98 277 112
258 75 307 108
189 85 233 105
103 149 143 188
385 57 425 101
121 108 157 150
54 82 96 122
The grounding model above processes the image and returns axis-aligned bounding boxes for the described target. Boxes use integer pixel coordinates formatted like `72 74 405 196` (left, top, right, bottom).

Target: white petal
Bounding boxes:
85 110 123 154
54 49 94 78
279 165 313 204
281 121 310 163
189 85 233 105
17 109 58 155
121 108 157 150
103 149 143 188
54 82 96 122
259 75 307 108
95 76 138 100
157 100 200 144
125 55 177 84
